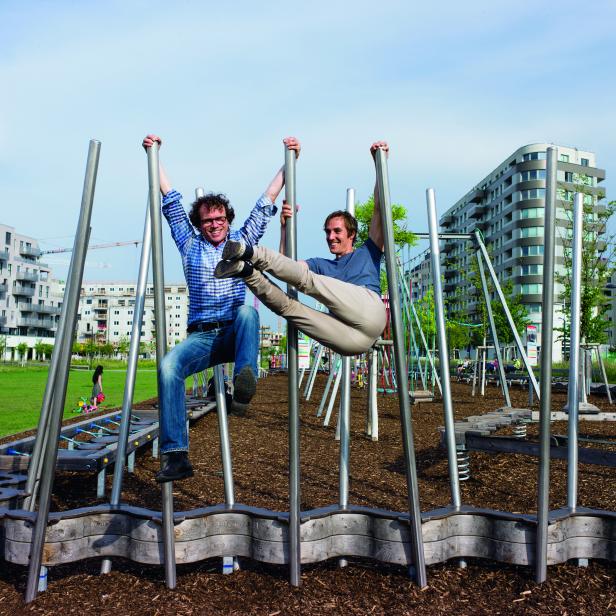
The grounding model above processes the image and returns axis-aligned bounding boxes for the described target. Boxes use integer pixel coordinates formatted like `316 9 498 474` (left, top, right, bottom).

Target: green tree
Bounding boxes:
555 181 615 346
117 337 130 361
355 196 417 293
0 335 7 362
16 342 28 365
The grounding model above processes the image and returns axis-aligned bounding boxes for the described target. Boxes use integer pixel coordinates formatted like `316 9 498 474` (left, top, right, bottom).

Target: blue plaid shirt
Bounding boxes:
162 190 276 325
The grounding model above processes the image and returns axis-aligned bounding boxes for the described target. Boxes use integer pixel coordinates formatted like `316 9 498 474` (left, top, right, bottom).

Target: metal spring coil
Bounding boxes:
513 423 527 439
456 448 471 481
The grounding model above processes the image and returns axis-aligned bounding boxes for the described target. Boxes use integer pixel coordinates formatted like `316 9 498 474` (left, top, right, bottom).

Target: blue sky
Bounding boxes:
2 1 615 329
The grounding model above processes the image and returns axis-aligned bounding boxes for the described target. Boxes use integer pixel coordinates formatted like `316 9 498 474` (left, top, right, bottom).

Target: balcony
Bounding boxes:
18 317 41 328
31 304 61 315
19 245 42 258
15 270 38 282
14 284 35 297
440 213 454 228
0 283 6 299
468 188 486 204
18 302 34 312
0 249 9 261
468 204 486 219
18 317 55 329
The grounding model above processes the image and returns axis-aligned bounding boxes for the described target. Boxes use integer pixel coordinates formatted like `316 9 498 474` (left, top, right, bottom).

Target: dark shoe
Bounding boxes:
214 259 254 279
222 239 253 262
155 451 194 483
230 366 257 416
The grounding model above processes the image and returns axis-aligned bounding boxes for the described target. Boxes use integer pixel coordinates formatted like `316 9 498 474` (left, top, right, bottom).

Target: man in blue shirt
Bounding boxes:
215 141 388 357
142 134 300 482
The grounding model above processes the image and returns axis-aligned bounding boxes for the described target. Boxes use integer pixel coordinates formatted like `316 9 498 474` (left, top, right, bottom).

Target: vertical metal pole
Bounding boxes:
376 150 426 587
317 355 339 417
471 347 479 396
214 365 235 504
285 144 301 586
337 188 355 568
25 140 100 603
101 204 152 575
474 232 540 399
476 251 511 407
147 143 176 589
368 347 379 439
305 344 324 400
536 146 557 583
426 188 461 507
566 193 583 510
596 347 612 404
324 363 343 426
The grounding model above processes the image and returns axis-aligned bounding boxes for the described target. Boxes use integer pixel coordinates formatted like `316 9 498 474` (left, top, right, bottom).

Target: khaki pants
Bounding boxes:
245 246 386 356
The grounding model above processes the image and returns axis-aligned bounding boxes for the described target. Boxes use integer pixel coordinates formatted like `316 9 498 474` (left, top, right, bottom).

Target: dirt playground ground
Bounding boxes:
0 374 615 615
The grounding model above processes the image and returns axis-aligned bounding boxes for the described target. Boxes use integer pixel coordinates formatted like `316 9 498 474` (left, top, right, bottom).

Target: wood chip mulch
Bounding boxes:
1 374 615 615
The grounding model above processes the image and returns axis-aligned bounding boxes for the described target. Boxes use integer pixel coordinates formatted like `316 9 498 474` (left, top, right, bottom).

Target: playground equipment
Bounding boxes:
3 142 616 603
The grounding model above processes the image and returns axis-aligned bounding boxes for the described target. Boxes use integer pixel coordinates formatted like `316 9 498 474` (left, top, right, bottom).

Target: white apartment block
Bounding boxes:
56 281 190 349
0 223 60 360
433 143 606 361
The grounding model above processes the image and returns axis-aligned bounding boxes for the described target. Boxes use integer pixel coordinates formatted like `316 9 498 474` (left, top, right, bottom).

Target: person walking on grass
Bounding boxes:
90 365 104 406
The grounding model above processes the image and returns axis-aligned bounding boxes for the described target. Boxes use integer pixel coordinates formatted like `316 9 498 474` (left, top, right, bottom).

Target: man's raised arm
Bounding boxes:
369 141 388 252
142 134 171 196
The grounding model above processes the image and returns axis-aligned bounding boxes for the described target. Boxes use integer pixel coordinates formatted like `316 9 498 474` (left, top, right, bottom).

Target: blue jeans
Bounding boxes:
158 305 259 454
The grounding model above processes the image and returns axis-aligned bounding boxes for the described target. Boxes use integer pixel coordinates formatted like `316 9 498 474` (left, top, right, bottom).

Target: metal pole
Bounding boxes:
566 193 583 510
285 144 301 587
536 146 558 583
337 188 355 568
101 203 152 575
376 150 426 587
324 358 343 426
476 251 511 407
474 231 540 399
25 140 101 603
147 143 176 589
368 347 378 440
317 355 339 417
471 347 479 396
305 344 324 400
426 188 461 508
596 347 612 404
214 365 235 504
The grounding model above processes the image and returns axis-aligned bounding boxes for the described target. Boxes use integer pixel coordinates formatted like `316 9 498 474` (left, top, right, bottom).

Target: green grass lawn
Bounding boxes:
0 364 160 437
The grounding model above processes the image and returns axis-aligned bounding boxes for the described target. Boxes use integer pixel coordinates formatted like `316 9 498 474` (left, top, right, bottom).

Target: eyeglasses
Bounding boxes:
200 216 228 228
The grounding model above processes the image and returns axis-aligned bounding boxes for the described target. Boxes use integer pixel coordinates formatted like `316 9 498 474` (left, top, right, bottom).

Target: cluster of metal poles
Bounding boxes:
21 141 602 602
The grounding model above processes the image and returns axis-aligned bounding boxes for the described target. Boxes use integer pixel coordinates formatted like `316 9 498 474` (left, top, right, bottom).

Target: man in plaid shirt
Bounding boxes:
142 134 300 482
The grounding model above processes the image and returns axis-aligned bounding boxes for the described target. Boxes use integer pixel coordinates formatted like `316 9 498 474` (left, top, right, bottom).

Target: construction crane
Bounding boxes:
41 240 142 255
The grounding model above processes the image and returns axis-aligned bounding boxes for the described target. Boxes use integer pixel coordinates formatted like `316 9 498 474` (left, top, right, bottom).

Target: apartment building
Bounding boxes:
0 224 61 359
56 281 190 349
433 143 606 360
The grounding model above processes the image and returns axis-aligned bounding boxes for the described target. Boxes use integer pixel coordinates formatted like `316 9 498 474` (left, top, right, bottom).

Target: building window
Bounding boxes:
519 188 546 200
520 227 544 238
521 264 543 276
559 154 570 162
520 245 544 257
520 169 546 182
527 303 542 313
521 283 543 294
523 152 546 161
5 232 11 245
581 157 589 166
520 208 543 219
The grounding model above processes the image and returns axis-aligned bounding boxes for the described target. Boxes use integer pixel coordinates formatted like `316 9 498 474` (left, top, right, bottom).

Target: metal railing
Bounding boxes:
15 271 39 282
14 285 35 297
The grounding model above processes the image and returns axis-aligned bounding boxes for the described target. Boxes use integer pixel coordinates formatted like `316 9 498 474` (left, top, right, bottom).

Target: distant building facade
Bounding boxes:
409 144 607 361
0 223 60 360
57 281 190 349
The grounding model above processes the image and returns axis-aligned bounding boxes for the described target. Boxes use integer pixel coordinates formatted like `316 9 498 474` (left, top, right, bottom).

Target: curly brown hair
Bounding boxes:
323 210 358 244
188 193 235 229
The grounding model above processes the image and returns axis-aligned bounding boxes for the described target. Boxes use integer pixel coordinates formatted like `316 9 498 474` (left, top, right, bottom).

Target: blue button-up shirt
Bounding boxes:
162 190 276 325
